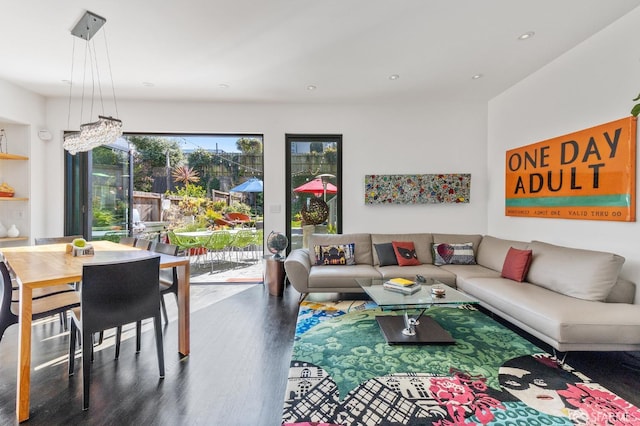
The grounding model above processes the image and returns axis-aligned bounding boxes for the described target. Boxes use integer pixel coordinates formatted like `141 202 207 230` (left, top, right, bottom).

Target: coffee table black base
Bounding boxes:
376 315 455 345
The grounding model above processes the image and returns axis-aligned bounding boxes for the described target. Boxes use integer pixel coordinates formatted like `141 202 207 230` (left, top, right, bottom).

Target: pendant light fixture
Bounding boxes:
63 10 123 155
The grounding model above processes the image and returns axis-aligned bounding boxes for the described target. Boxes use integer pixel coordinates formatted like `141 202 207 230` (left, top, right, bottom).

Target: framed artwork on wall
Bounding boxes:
364 174 471 204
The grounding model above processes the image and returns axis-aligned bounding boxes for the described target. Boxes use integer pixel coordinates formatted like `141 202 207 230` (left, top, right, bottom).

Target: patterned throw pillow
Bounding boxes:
314 243 356 265
433 242 476 265
501 247 533 282
374 243 398 266
391 241 420 266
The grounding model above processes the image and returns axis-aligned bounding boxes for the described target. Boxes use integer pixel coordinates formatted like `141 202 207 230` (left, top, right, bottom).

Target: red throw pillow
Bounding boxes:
391 241 420 266
501 247 533 282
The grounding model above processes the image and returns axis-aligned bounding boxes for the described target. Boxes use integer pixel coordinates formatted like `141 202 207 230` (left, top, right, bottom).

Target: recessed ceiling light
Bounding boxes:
518 31 535 41
388 74 400 81
472 74 483 80
218 83 229 89
306 85 317 91
142 81 155 87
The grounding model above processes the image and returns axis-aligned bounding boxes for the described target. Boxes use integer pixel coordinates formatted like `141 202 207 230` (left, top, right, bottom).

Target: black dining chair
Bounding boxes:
153 242 179 324
67 255 165 410
119 236 137 246
34 235 84 245
134 238 153 250
33 235 84 329
0 261 80 342
113 241 179 356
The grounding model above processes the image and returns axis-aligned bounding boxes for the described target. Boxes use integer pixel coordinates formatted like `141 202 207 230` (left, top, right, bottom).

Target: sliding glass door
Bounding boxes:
65 139 133 241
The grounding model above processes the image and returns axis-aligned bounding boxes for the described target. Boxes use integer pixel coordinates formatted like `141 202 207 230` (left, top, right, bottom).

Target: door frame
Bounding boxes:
285 134 343 253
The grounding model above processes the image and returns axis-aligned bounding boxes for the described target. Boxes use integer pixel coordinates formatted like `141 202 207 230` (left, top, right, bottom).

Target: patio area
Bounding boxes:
189 256 265 284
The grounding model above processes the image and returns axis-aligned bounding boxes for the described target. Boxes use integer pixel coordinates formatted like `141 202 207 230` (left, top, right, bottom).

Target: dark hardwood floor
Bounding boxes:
1 285 638 425
0 284 300 426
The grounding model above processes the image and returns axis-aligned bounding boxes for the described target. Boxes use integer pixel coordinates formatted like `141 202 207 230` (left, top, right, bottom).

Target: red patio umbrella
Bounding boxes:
293 178 338 198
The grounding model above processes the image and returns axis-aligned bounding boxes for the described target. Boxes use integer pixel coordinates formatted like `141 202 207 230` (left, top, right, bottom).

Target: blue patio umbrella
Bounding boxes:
230 178 263 193
230 178 263 212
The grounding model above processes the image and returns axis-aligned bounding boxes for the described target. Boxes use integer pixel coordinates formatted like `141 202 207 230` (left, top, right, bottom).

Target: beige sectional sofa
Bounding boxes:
284 232 640 352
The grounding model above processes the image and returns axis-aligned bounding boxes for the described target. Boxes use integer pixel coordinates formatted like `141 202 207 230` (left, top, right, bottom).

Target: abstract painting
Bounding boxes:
364 174 471 204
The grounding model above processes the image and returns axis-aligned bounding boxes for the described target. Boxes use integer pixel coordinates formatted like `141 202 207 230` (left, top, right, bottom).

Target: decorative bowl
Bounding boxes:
431 286 446 297
0 191 15 197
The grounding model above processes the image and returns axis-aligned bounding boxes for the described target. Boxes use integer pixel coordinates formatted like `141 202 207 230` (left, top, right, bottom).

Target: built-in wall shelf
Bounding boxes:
0 153 29 161
0 236 28 244
0 197 28 201
0 124 30 244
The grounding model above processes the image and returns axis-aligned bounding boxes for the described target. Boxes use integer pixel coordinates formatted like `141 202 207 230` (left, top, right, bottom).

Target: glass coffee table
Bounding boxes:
356 278 479 345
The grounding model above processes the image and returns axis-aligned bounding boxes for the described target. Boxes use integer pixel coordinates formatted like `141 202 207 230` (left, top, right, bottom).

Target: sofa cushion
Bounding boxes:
392 241 420 266
308 264 381 290
527 241 625 301
371 233 433 265
458 277 640 348
314 243 355 265
440 264 501 283
476 235 530 272
501 247 533 282
432 242 476 266
308 233 373 265
374 243 398 266
606 278 636 304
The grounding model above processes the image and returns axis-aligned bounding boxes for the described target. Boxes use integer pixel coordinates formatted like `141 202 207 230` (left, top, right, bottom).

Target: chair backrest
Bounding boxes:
119 236 137 246
80 256 160 334
34 235 84 245
226 212 251 222
210 231 233 250
0 262 17 340
153 242 179 287
134 238 152 250
153 242 179 256
233 230 255 247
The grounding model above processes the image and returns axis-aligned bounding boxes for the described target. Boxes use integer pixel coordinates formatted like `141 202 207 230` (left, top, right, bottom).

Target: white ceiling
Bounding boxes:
1 1 639 104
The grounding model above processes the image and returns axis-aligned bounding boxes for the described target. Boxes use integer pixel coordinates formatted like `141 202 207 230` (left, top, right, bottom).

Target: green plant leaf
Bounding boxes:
631 103 640 117
633 93 640 102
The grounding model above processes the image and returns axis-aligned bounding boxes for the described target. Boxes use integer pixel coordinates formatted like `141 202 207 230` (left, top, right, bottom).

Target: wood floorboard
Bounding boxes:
0 285 638 425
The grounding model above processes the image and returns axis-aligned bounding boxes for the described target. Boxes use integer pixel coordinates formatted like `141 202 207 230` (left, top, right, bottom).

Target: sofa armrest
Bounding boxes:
284 249 312 294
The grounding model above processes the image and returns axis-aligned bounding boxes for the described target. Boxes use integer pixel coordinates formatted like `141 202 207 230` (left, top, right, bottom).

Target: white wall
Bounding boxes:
488 7 640 297
44 97 488 238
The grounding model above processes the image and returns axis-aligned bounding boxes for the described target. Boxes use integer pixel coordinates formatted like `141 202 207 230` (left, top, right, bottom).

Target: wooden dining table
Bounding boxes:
1 240 191 423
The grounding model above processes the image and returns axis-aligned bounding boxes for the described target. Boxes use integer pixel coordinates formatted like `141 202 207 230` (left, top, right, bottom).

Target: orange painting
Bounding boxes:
505 117 636 222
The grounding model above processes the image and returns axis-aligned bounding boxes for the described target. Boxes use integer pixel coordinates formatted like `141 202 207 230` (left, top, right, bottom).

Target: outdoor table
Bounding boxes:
1 240 191 423
174 230 212 237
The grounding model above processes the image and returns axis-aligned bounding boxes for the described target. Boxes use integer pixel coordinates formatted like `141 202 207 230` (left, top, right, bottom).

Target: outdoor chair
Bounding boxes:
1 261 80 343
205 230 233 271
225 212 251 227
168 230 197 256
229 230 255 262
68 255 164 410
214 217 235 228
252 229 264 261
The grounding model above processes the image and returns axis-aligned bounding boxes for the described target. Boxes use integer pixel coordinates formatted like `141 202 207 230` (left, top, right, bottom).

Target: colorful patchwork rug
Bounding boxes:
282 301 640 425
